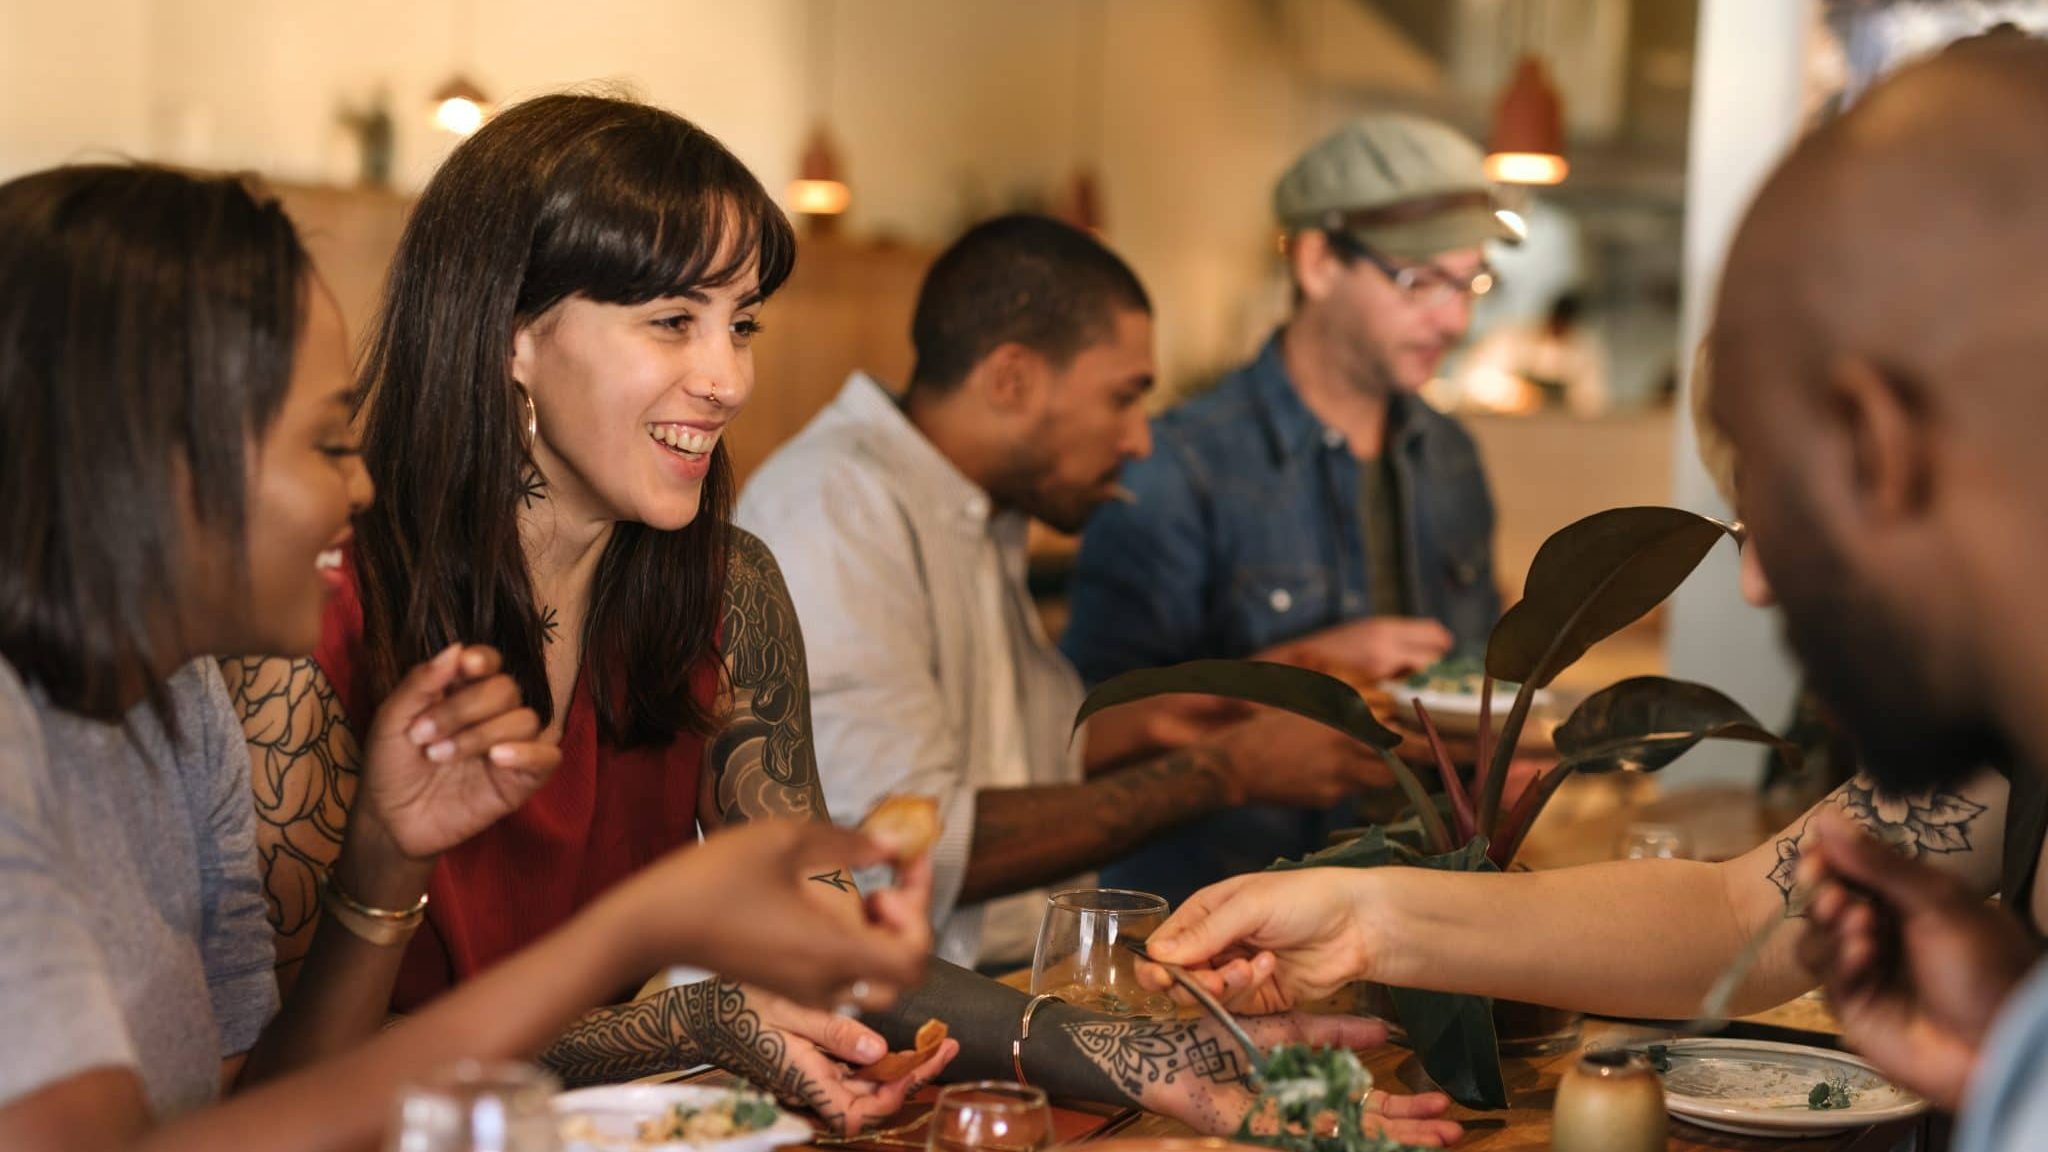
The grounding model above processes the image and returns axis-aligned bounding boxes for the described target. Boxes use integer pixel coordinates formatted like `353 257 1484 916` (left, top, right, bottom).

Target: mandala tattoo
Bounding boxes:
708 531 827 822
1062 1019 1249 1098
809 868 859 894
1768 775 1989 910
519 463 548 509
221 656 362 974
542 981 842 1125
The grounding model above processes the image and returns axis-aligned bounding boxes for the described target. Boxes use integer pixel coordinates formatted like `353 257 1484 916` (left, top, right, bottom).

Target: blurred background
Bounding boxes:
3 0 2038 787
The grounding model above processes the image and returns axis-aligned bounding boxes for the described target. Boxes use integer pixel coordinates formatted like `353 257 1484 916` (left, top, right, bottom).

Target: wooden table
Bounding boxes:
671 998 1915 1152
678 1015 1919 1152
679 777 1918 1151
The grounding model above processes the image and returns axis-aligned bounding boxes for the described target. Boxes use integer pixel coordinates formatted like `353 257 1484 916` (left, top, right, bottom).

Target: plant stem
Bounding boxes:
1477 679 1538 837
1479 560 1636 832
1376 745 1452 854
1473 674 1495 811
1411 699 1473 844
1489 759 1580 867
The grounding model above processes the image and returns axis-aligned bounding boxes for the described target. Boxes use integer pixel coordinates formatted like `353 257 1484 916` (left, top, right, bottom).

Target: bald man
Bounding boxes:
1118 34 2048 1130
1717 32 2048 1151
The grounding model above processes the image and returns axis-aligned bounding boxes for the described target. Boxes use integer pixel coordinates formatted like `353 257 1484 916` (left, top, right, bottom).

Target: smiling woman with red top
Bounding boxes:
234 93 1461 1147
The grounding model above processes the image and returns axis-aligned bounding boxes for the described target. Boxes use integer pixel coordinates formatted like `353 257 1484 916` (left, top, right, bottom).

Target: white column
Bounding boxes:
1661 0 1810 789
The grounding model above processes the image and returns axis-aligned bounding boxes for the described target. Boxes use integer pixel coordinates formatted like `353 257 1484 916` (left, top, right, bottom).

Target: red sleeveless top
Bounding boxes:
315 565 715 1011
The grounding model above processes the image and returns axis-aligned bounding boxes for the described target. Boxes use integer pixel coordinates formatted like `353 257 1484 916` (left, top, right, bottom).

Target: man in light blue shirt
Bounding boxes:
738 216 1386 967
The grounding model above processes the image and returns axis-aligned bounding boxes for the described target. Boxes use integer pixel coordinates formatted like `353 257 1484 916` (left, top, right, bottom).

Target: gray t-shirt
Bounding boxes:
0 655 277 1118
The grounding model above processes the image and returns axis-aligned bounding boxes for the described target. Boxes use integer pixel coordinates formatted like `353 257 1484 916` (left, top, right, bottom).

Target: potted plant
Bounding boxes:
1074 507 1800 1109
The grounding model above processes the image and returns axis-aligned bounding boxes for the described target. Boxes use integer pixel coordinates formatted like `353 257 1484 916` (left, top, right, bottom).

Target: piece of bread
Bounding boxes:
855 1018 948 1082
859 794 941 860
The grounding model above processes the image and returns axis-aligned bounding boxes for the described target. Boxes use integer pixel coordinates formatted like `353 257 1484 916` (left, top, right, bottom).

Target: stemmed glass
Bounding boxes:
1030 887 1174 1018
1615 822 1693 861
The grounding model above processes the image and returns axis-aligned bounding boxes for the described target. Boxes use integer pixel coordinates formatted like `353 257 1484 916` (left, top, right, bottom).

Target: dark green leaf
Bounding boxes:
1554 676 1801 776
1267 831 1507 1109
1271 825 1410 871
1075 662 1457 852
1073 660 1400 750
1385 985 1506 1110
1487 508 1742 689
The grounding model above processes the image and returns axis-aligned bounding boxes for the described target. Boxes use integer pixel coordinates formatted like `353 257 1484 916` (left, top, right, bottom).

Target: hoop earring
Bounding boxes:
517 387 538 453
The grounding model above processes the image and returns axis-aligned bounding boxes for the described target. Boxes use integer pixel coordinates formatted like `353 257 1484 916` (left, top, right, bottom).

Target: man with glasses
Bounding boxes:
1062 113 1514 903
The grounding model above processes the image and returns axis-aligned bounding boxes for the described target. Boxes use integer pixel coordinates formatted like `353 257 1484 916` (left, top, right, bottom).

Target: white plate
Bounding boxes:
1653 1038 1925 1137
1380 683 1550 737
554 1084 815 1152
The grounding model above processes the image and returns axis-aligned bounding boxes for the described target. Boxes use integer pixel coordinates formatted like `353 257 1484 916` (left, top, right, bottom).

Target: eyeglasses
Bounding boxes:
1324 231 1496 307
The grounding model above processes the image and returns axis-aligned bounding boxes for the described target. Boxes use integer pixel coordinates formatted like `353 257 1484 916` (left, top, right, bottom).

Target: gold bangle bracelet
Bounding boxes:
319 870 427 947
1012 993 1063 1087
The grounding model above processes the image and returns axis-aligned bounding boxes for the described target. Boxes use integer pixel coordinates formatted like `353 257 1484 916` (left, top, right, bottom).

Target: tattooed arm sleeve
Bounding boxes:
1761 768 2008 913
702 529 830 826
543 982 788 1092
221 656 364 988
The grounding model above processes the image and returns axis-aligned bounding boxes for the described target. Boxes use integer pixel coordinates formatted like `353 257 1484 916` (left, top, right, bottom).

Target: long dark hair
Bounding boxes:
355 94 796 747
0 165 308 719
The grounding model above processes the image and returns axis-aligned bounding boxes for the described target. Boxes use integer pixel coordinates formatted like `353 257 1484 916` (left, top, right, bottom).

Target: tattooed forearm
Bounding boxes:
709 530 829 823
221 656 363 973
864 961 1261 1133
543 981 841 1121
1768 773 1989 909
1062 1018 1251 1096
959 746 1236 903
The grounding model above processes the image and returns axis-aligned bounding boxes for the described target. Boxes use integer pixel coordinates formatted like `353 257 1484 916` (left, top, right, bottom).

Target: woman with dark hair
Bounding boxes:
0 163 932 1152
238 94 1461 1147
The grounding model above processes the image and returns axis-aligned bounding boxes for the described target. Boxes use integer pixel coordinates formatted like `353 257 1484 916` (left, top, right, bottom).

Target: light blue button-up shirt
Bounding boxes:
1958 961 2048 1152
737 373 1087 967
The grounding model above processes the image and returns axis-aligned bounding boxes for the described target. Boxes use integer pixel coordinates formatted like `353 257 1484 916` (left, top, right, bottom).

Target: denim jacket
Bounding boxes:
1060 331 1500 902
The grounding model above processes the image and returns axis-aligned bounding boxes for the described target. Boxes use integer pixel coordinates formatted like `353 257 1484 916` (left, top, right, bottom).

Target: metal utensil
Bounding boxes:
1117 937 1269 1079
1680 891 1814 1036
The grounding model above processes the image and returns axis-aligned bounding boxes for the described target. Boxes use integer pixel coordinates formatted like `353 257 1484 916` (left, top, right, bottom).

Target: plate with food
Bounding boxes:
1379 658 1551 738
555 1084 814 1152
1642 1038 1924 1136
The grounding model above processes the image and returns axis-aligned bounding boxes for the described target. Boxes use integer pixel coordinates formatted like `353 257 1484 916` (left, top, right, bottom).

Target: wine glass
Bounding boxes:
928 1081 1054 1152
1615 822 1693 861
1030 887 1174 1017
386 1060 561 1152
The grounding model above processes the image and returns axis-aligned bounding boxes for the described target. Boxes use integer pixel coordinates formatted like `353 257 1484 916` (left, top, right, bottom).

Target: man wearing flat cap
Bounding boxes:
1063 112 1513 903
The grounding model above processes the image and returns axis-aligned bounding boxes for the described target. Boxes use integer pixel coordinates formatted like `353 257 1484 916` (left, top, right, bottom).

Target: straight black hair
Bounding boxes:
0 165 307 719
354 94 796 747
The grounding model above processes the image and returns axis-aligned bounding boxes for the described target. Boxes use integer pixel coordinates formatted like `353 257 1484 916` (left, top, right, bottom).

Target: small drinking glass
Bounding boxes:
1615 822 1692 861
1030 887 1174 1017
386 1060 561 1152
928 1081 1054 1152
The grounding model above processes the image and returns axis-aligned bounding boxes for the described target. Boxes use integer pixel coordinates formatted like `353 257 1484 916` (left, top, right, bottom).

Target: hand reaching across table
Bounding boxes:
590 819 937 1012
1135 868 1381 1017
